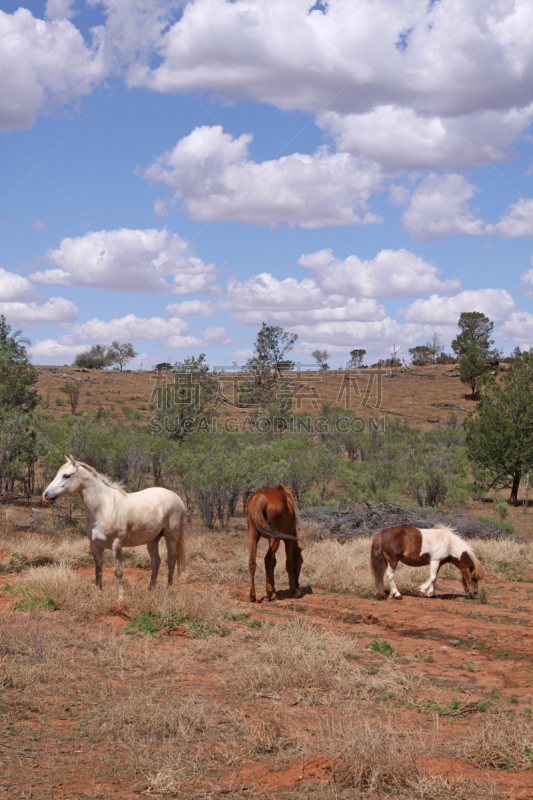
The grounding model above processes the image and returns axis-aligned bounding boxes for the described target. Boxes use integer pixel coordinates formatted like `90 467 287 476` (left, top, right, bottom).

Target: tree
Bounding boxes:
426 332 444 363
452 312 498 397
312 349 329 370
459 344 489 398
464 348 533 505
0 316 39 413
151 354 217 441
409 345 432 366
73 345 113 369
241 323 297 408
60 381 81 414
108 341 138 371
348 349 366 368
452 312 494 358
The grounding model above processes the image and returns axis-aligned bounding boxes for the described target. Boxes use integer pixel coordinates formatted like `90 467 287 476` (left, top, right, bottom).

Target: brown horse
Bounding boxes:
371 523 485 600
247 485 304 603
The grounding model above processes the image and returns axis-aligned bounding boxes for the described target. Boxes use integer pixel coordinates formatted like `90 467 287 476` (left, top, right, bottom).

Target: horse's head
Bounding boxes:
42 455 82 505
459 551 485 598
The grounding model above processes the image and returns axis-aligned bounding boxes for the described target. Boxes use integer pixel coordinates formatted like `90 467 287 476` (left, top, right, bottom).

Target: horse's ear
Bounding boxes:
69 454 79 468
64 454 70 463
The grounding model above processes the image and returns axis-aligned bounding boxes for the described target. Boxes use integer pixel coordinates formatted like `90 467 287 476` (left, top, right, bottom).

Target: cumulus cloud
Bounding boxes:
30 227 219 295
224 272 385 327
318 105 533 172
166 299 216 318
30 340 84 361
298 248 460 298
58 313 197 346
202 326 233 345
0 269 37 302
498 311 533 345
142 126 383 228
520 267 533 298
0 8 106 131
401 174 484 240
0 297 77 325
487 198 533 239
402 289 516 325
126 0 533 172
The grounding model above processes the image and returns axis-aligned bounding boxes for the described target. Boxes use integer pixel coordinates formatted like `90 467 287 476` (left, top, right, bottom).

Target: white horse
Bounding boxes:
43 456 186 602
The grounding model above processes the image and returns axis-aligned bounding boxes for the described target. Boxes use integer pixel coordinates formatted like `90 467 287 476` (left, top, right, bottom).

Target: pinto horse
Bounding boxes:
247 485 304 603
43 456 186 602
371 524 485 599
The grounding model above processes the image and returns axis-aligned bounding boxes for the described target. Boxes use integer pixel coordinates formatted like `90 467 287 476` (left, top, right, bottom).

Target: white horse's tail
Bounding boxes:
175 526 186 577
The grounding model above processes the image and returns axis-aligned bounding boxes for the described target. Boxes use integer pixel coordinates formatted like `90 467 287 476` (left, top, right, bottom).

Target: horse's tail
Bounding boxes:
371 531 387 599
175 523 186 577
249 493 298 542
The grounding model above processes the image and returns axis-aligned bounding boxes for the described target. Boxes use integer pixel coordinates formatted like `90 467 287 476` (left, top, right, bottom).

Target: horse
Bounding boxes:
42 456 186 602
370 523 485 600
247 485 304 603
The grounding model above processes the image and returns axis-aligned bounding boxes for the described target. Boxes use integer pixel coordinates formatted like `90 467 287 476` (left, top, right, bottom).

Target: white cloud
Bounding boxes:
0 297 77 325
0 269 37 302
318 105 533 172
30 227 219 295
27 220 48 231
58 313 194 345
402 289 516 325
298 248 460 298
0 8 106 131
498 311 533 345
224 272 385 327
127 0 533 172
202 326 233 345
142 126 383 228
153 198 168 217
166 299 216 318
487 198 533 239
520 267 533 298
402 174 484 240
29 340 84 362
45 0 76 21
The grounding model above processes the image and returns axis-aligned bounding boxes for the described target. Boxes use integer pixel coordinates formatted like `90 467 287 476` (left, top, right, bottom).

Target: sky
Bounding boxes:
2 0 533 370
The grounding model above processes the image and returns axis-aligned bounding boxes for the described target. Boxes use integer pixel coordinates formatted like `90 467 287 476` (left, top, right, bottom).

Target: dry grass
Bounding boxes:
457 713 533 771
231 619 356 695
323 711 434 794
243 704 294 754
229 619 418 703
7 561 240 634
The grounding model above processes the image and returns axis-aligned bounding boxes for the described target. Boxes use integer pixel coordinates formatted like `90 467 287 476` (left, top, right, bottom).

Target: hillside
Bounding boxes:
34 363 477 430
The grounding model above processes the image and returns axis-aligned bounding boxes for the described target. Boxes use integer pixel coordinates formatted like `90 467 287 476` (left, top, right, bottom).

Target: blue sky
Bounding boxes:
2 0 533 369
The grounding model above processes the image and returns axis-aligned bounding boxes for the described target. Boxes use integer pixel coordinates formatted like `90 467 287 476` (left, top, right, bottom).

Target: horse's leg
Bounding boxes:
147 533 162 590
285 541 300 598
248 524 259 603
385 559 401 598
112 537 125 604
423 559 441 597
90 541 104 590
265 539 279 600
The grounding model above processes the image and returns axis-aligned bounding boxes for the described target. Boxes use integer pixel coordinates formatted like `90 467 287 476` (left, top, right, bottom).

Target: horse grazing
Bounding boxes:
371 524 485 600
43 456 186 602
247 485 304 603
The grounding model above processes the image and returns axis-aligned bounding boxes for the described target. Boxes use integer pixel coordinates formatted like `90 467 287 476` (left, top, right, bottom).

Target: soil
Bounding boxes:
2 527 533 799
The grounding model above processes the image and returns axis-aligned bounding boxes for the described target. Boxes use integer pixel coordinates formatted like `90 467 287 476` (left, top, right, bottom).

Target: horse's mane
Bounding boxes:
77 461 127 496
434 523 485 579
